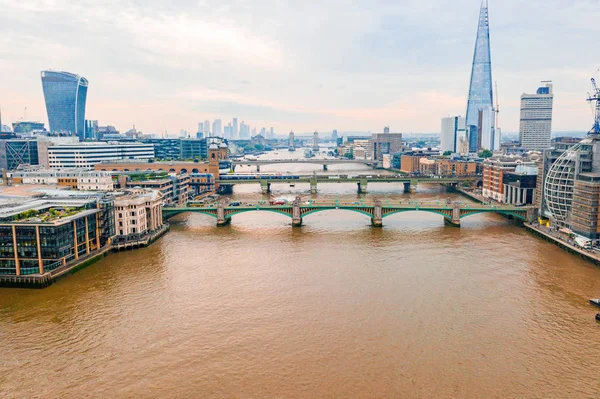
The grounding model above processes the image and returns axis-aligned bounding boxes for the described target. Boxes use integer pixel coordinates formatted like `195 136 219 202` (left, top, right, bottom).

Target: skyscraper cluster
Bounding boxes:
198 117 274 140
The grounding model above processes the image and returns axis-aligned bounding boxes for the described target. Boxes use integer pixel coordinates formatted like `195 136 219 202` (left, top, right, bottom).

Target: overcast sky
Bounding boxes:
1 0 598 135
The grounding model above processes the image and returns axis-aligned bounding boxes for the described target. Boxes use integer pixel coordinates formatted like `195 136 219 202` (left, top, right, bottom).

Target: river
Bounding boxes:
1 149 600 398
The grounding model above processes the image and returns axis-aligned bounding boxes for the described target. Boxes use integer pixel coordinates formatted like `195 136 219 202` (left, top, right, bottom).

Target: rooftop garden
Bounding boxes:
11 207 85 223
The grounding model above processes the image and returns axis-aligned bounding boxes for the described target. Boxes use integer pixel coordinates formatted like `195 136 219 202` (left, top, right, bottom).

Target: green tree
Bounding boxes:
442 150 452 156
478 149 493 158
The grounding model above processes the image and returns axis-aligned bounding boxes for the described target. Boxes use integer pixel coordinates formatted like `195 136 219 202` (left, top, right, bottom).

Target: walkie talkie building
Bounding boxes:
41 70 88 140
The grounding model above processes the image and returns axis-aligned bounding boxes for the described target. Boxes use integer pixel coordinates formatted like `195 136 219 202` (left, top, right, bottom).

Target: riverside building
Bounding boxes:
0 193 115 278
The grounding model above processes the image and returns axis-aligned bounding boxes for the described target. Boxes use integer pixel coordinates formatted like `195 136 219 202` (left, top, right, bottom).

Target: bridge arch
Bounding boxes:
459 210 527 221
301 207 374 219
382 208 451 220
225 208 292 219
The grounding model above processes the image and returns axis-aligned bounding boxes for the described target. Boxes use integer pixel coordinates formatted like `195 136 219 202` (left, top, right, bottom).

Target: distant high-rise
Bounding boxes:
212 119 222 136
465 2 496 152
441 116 466 153
232 117 238 139
41 70 88 140
331 129 338 142
519 82 554 150
204 120 210 135
313 131 319 151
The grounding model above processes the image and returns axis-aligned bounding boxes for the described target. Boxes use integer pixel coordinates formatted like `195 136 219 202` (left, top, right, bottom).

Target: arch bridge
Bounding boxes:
163 198 535 228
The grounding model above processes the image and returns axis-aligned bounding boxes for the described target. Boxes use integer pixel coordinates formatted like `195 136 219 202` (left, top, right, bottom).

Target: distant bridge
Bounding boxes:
163 199 534 228
217 175 481 194
230 158 378 171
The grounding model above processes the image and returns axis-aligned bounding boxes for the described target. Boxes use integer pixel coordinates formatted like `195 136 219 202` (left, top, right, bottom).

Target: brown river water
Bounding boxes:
1 155 600 398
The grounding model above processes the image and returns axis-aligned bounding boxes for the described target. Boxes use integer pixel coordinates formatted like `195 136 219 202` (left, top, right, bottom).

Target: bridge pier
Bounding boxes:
323 164 328 171
445 203 461 227
310 179 318 194
256 165 261 172
371 200 383 227
444 218 460 227
292 197 303 227
260 180 271 194
217 204 230 226
410 179 417 193
229 165 236 173
357 181 367 194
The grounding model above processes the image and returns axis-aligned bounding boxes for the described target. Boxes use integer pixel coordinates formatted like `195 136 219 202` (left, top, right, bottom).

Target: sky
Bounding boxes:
0 0 599 136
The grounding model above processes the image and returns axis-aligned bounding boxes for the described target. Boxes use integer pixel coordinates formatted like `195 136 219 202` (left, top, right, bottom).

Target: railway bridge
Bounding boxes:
163 198 535 228
217 175 481 194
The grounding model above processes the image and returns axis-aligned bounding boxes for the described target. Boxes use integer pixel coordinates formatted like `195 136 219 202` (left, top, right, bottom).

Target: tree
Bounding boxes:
442 150 452 156
478 149 493 158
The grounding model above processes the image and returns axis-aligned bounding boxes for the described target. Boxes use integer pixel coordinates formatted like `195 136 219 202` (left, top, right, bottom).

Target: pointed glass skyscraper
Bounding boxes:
465 1 496 152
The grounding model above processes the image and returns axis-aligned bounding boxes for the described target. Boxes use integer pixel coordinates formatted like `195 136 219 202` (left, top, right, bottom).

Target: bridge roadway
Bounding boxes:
163 199 535 228
230 158 378 171
217 175 481 194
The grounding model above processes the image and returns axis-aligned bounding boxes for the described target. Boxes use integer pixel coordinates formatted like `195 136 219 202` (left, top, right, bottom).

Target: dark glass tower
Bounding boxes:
41 71 88 140
465 1 495 152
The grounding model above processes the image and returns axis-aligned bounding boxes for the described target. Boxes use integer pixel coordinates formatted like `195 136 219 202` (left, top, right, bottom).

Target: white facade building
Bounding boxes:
440 116 466 153
519 82 554 150
48 143 154 168
77 171 114 191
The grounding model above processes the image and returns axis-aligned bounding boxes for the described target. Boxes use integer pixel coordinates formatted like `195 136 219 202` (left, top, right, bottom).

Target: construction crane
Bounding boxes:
588 71 600 135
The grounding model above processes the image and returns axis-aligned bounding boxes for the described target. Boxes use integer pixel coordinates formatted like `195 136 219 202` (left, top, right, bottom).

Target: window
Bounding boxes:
118 213 122 218
131 211 136 216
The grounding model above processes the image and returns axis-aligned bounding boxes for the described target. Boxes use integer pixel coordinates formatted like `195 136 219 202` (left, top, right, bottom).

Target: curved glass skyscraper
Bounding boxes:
41 71 88 140
465 1 496 152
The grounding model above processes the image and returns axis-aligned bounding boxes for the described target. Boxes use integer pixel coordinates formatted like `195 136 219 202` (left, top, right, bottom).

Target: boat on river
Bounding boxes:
596 313 600 322
590 299 600 307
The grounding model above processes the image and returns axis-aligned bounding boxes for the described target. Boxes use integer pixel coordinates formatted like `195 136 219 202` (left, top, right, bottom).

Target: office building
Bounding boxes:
212 119 222 136
313 131 319 151
84 120 98 140
204 120 210 135
180 138 208 160
482 158 537 203
571 173 600 239
41 70 88 140
113 190 163 241
465 3 496 152
141 138 181 160
440 116 466 153
47 143 154 168
370 133 403 162
0 194 115 276
232 118 238 139
519 82 554 150
0 139 39 170
331 130 338 142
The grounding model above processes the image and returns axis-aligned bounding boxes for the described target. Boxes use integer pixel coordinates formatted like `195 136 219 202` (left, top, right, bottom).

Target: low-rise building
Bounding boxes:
482 157 537 202
113 190 163 242
8 167 114 191
48 142 154 168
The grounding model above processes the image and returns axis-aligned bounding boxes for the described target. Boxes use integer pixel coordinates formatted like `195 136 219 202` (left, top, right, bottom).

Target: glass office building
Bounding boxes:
41 71 88 140
465 2 496 152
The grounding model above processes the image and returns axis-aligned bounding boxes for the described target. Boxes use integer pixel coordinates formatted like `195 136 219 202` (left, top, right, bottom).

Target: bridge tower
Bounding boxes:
313 131 319 152
208 144 220 188
444 202 461 227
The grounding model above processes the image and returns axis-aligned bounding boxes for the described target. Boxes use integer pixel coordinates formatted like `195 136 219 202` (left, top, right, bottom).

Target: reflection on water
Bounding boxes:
1 159 600 398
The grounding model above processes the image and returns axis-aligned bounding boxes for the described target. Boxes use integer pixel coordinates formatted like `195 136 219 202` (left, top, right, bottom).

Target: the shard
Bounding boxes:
465 1 496 152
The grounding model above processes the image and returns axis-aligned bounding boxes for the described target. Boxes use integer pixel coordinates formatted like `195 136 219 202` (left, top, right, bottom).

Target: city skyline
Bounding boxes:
0 0 597 135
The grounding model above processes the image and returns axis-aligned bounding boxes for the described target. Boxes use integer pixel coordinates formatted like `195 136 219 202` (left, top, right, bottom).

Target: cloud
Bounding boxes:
0 0 597 134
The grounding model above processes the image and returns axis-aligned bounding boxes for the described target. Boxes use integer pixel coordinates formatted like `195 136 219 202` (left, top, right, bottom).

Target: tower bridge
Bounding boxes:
218 175 481 194
163 199 535 228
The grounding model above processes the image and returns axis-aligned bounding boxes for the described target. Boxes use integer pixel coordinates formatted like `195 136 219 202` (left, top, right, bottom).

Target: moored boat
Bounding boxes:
590 299 600 308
